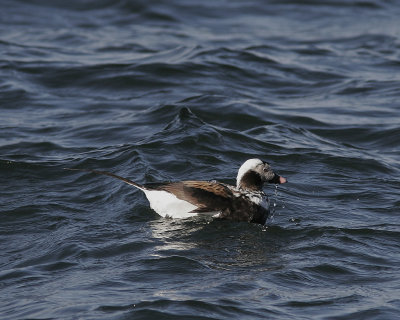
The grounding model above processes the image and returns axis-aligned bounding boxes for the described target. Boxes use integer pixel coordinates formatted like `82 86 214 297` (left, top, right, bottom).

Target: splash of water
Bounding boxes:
266 184 279 226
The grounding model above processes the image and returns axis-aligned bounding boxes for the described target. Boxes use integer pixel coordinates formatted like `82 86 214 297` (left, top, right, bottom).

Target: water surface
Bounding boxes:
1 0 399 319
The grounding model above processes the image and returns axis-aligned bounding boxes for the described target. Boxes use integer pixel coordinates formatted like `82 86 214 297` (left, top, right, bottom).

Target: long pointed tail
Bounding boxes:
64 168 146 190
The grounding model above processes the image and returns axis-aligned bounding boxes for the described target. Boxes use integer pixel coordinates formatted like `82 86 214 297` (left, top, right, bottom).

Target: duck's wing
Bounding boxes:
144 180 234 213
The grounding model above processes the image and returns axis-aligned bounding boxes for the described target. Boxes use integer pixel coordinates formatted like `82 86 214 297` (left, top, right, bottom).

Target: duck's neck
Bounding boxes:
237 171 263 191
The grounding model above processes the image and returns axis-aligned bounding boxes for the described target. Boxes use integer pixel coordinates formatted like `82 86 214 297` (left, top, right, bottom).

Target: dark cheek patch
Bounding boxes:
239 171 264 191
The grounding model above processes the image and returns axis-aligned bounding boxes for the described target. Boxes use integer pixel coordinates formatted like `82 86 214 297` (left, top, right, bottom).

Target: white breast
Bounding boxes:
248 193 270 210
228 186 271 213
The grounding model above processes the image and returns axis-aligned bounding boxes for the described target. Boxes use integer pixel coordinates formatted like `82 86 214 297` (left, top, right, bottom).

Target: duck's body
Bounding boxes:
66 159 286 224
136 180 270 224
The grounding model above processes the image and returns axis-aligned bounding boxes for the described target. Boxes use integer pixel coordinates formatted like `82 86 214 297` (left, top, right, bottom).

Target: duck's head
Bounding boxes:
236 158 287 191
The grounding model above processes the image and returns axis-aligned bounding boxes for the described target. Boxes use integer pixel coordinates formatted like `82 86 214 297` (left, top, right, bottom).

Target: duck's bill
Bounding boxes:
269 174 287 184
278 176 287 184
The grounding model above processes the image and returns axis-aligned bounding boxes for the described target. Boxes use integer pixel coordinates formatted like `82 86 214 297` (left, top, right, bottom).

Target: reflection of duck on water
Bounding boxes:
66 158 286 225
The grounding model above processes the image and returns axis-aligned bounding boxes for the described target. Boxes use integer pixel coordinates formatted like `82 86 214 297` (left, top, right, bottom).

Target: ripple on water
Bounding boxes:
1 0 400 319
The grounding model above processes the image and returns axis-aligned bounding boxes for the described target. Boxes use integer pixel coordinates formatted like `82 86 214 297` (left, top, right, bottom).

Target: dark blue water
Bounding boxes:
1 0 399 319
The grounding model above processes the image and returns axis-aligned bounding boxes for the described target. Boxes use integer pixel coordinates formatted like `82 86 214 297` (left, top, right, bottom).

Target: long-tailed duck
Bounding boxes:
66 158 286 224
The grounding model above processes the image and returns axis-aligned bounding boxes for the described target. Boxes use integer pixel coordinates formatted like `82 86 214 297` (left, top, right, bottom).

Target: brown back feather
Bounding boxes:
144 181 233 211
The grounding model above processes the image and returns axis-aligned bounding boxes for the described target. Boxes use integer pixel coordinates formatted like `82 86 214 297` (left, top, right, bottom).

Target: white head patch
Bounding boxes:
236 158 264 188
